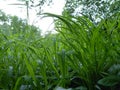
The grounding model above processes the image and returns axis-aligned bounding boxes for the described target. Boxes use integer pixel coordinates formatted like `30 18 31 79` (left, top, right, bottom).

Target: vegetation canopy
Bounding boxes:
0 0 120 90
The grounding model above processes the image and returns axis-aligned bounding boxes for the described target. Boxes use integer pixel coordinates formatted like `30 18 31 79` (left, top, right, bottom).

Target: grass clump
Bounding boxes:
0 10 120 90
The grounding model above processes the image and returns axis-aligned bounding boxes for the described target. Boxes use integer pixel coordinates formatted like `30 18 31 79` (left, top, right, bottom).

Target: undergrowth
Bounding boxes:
0 11 120 90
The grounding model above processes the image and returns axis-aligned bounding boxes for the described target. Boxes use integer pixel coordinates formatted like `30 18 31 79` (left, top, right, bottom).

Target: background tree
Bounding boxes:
63 0 120 24
0 10 41 37
15 0 120 24
17 0 53 13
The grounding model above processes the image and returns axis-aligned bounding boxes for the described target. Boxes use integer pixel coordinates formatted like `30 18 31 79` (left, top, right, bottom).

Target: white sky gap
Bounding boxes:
0 0 65 34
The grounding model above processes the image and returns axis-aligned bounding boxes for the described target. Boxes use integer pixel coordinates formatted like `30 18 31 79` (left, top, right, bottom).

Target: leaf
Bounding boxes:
24 54 37 87
98 75 120 86
74 86 87 90
13 76 22 90
55 86 72 90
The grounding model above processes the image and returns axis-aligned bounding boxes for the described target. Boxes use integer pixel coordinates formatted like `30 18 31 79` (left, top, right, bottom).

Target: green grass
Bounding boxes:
0 12 120 90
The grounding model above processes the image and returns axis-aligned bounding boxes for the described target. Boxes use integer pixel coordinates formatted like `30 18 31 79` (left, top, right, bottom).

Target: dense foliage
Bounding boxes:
64 0 120 24
0 9 120 90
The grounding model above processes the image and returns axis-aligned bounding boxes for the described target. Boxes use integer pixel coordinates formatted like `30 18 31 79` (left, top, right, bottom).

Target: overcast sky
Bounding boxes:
0 0 65 34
